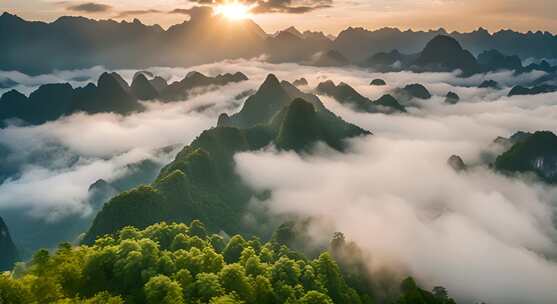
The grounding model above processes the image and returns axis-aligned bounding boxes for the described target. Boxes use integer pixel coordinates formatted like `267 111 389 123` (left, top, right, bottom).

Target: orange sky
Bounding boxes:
2 0 557 35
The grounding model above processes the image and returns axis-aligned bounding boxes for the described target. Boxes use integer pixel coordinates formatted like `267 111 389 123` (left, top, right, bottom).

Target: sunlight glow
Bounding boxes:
214 2 254 20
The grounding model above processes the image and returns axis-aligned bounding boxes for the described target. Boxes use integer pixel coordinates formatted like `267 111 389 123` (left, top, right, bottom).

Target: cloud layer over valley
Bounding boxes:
2 59 557 302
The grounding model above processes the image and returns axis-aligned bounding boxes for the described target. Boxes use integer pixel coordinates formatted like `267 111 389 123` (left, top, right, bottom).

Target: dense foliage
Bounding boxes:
495 131 557 183
1 220 456 304
1 221 346 303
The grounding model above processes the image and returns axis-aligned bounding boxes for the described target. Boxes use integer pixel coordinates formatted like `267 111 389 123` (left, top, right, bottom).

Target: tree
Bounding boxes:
190 220 208 239
210 234 226 252
271 257 301 286
30 249 50 275
173 269 194 299
84 292 124 304
191 273 224 302
0 274 33 304
144 275 184 304
210 294 245 304
223 235 247 264
299 291 334 304
218 264 255 303
202 247 225 274
254 275 275 304
3 221 451 304
433 286 448 301
315 253 359 304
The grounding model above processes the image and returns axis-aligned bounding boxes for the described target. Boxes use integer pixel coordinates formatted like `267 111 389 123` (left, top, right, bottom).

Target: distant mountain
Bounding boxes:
130 73 160 100
445 92 460 104
477 49 522 71
479 80 500 89
361 50 418 71
83 74 369 243
0 216 18 271
316 80 406 113
360 35 557 76
447 155 467 171
524 60 557 73
333 26 557 63
1 147 171 257
508 84 557 96
413 35 481 75
274 27 332 42
393 84 432 103
495 131 557 183
0 10 266 74
292 78 309 86
0 70 247 126
370 79 387 86
159 71 248 101
3 12 555 74
265 28 333 64
309 50 350 67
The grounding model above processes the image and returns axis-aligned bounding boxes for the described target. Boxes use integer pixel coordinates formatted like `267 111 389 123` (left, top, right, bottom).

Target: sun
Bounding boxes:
214 2 253 20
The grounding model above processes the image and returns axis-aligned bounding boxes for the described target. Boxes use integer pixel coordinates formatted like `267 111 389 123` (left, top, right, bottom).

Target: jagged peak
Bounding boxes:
260 74 281 88
98 72 130 90
185 71 207 79
1 89 27 99
131 73 153 88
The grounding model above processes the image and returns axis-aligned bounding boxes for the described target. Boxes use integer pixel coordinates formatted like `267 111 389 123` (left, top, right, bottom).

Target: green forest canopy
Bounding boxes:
0 220 456 304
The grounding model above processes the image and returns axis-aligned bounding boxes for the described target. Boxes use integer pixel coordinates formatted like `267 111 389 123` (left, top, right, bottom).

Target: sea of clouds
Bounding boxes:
1 59 557 303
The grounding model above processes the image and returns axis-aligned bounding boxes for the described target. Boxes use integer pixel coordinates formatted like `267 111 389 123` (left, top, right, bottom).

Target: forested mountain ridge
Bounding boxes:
0 220 457 303
333 26 557 62
495 131 557 183
2 11 556 75
83 74 369 244
0 70 247 127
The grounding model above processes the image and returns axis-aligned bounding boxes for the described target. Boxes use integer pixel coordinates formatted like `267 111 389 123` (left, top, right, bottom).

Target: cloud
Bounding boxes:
66 2 112 13
0 63 260 220
169 6 214 19
187 0 333 14
2 59 557 302
236 141 557 304
114 9 163 18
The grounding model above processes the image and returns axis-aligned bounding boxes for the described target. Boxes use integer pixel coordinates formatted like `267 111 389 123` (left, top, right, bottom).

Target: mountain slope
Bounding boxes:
0 11 266 74
0 216 18 271
0 71 247 126
495 131 557 183
3 12 555 74
333 26 557 62
413 35 481 75
84 75 369 243
316 81 406 113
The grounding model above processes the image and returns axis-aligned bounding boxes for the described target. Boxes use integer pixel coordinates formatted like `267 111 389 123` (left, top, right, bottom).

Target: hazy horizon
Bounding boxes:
3 0 557 36
1 1 557 303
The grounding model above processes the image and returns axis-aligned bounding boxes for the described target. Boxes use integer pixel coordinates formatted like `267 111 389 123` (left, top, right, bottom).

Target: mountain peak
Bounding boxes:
425 35 464 51
284 26 304 38
415 35 480 75
131 73 159 100
98 72 128 90
261 74 281 89
275 98 320 151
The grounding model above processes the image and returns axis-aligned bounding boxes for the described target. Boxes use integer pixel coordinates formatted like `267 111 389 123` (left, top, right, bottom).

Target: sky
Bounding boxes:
2 0 557 35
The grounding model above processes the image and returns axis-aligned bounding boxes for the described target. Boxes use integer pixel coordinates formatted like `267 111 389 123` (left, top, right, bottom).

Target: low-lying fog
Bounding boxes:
1 59 557 303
